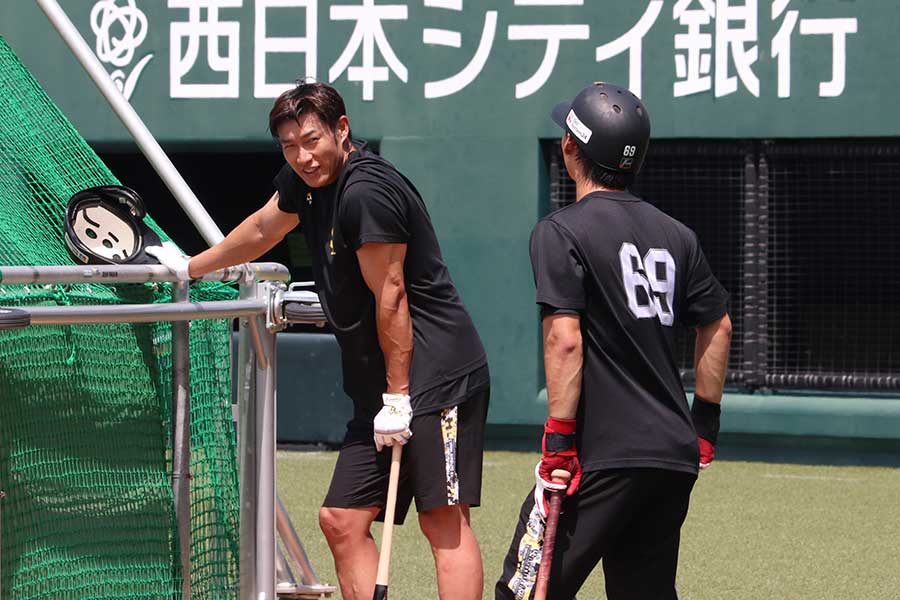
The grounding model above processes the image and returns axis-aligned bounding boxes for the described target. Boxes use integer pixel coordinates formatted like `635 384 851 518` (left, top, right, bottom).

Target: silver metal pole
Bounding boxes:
25 300 265 325
237 281 259 600
171 281 192 600
34 0 225 247
276 495 324 586
255 289 278 600
1 489 4 600
236 282 276 600
0 263 290 285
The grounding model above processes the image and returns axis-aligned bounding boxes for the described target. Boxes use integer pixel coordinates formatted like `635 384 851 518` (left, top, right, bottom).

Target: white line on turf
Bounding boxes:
762 473 862 482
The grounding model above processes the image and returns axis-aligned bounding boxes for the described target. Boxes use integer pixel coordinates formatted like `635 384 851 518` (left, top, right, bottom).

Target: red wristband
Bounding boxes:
545 416 576 435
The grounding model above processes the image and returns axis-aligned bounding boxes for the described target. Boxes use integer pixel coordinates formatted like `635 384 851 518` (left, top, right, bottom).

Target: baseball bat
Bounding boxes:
534 469 571 600
373 443 403 600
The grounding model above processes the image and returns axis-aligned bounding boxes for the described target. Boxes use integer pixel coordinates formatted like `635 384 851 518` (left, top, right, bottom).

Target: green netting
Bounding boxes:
0 35 240 599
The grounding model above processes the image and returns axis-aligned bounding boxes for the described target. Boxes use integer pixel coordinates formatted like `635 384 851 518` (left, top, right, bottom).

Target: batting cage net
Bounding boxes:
0 36 240 599
546 139 900 393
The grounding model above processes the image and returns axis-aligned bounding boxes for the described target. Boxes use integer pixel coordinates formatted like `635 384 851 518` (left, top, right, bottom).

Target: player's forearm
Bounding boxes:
693 314 732 403
188 215 280 278
543 318 583 419
375 284 413 395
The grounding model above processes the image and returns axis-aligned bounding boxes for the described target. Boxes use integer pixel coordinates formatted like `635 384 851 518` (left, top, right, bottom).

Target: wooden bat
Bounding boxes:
534 469 571 600
373 443 403 600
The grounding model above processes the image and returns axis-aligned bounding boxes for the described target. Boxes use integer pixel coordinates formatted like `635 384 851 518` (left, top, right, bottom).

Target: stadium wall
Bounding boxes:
3 1 898 442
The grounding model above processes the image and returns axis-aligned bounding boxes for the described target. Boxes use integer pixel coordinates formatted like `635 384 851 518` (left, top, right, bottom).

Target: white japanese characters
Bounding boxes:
88 1 859 103
595 1 664 98
772 0 857 98
423 1 497 99
508 0 589 99
169 0 242 98
329 0 408 101
673 0 714 97
254 0 317 98
715 0 760 98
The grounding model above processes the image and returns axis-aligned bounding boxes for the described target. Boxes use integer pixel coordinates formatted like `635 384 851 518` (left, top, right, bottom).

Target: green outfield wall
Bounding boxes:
2 1 898 435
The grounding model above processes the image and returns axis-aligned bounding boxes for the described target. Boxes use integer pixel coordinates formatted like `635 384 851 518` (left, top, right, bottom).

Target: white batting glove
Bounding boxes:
145 241 191 281
533 462 567 520
373 393 412 452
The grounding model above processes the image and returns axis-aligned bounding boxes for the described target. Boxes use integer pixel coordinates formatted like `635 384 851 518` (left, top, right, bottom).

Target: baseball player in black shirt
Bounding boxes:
148 81 489 600
494 83 732 600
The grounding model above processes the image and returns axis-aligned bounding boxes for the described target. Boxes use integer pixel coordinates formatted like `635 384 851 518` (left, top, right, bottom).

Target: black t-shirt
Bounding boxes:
274 142 487 419
530 190 729 475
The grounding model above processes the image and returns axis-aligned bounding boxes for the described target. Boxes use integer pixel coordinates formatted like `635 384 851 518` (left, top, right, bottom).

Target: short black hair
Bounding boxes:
573 141 633 190
268 80 349 139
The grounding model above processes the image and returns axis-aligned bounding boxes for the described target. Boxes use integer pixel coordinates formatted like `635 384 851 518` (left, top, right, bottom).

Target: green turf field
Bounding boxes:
277 450 900 599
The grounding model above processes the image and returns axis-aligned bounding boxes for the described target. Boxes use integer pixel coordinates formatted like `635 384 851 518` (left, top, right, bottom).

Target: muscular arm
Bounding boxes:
187 193 299 278
693 313 733 404
357 242 412 395
543 314 583 419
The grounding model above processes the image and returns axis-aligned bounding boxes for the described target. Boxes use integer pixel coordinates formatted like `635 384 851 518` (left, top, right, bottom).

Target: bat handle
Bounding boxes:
534 469 572 600
373 443 403 600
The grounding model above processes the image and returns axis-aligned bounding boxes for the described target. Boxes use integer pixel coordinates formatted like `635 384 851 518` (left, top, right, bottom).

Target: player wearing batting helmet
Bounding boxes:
495 82 732 600
148 81 490 600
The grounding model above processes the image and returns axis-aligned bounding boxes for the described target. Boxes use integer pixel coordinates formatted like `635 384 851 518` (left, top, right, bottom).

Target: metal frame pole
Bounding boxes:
237 282 258 598
256 309 277 600
237 282 276 600
171 281 192 599
1 489 4 600
34 0 224 246
0 263 290 285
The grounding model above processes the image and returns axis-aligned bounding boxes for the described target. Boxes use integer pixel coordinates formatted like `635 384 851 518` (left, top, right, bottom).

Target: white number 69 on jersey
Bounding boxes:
618 242 675 326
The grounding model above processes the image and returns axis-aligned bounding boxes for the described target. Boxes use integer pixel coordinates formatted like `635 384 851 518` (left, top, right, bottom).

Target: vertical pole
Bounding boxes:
255 285 278 600
171 281 192 599
1 488 5 600
237 282 258 599
741 152 761 389
756 154 770 388
237 282 276 600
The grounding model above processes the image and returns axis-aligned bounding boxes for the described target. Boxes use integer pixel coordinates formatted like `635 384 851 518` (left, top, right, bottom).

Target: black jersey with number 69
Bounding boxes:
530 190 728 475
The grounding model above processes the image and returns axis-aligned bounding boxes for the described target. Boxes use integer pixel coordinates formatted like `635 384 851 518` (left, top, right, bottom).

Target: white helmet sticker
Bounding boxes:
71 205 139 262
566 109 593 144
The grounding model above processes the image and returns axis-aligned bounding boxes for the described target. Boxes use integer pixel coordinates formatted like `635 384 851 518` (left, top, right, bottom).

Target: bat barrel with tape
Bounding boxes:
373 443 403 600
534 469 571 600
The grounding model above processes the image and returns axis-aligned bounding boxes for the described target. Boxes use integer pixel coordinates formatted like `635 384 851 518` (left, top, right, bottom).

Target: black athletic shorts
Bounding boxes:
322 374 489 524
496 468 697 600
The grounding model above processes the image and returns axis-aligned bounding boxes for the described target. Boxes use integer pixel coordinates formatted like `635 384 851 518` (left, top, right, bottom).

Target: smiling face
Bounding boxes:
277 113 351 188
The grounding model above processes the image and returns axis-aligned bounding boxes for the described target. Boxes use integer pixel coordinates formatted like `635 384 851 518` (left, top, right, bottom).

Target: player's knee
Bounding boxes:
318 507 362 545
418 505 466 545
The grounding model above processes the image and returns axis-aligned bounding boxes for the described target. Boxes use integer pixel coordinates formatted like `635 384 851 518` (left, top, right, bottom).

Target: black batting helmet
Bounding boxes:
551 82 651 175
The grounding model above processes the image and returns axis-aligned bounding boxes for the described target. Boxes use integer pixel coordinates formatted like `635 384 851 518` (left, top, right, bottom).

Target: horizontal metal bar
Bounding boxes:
0 263 290 285
680 369 746 386
764 373 900 391
682 369 900 391
26 299 266 325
